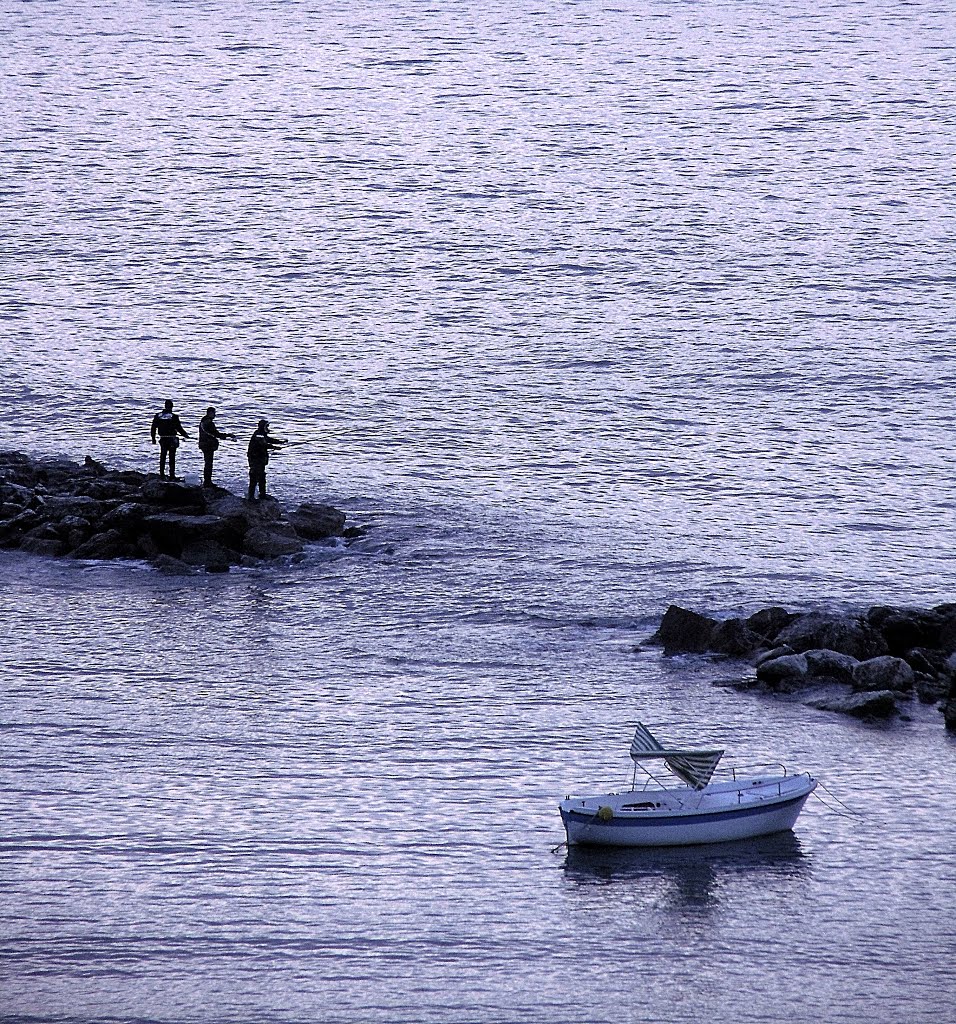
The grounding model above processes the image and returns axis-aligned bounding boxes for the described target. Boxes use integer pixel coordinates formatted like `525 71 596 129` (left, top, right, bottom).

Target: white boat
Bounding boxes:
559 722 816 848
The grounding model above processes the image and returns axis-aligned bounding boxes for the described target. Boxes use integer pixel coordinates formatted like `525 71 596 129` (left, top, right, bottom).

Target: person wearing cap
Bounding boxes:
197 406 237 488
247 419 285 500
150 399 190 480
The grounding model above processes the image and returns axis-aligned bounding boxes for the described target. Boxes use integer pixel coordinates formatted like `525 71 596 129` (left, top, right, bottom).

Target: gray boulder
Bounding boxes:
755 653 809 692
755 645 796 667
809 690 899 720
243 526 304 559
285 502 347 541
71 529 136 560
804 649 858 685
35 495 105 520
852 656 915 694
99 502 150 531
776 612 888 660
153 554 196 575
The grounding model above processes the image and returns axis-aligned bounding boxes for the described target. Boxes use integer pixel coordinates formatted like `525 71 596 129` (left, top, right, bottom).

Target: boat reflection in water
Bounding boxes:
562 831 810 911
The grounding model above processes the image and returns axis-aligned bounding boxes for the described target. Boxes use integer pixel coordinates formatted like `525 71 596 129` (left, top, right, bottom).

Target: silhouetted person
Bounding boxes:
247 419 285 500
198 406 237 488
150 399 190 480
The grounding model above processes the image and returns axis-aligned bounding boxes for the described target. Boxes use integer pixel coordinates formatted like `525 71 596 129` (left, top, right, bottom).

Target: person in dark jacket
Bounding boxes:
247 419 285 500
150 399 190 480
198 407 237 488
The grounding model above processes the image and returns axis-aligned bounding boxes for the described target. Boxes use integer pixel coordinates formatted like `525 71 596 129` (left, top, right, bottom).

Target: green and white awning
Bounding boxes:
629 722 724 790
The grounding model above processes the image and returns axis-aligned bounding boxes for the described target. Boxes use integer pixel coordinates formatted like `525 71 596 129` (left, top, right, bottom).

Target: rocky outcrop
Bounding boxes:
647 602 956 728
0 450 356 573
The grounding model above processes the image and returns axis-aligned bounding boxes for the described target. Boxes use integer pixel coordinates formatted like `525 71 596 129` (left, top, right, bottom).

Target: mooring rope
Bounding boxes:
811 781 867 819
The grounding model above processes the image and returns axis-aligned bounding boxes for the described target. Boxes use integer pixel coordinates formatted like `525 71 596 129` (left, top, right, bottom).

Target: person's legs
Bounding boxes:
248 464 266 499
159 442 168 477
202 448 214 487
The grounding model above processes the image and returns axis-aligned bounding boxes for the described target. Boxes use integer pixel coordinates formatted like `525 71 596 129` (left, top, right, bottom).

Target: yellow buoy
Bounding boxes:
597 805 613 822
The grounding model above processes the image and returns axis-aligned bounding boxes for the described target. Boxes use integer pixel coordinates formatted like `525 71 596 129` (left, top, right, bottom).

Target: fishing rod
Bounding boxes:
275 438 321 449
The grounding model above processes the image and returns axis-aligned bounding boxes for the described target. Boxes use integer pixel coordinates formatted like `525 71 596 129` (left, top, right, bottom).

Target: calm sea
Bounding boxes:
2 1 956 1021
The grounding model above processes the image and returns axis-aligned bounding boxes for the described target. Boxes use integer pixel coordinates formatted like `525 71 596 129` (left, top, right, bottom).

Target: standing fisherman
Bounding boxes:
197 406 237 488
150 399 190 480
247 419 286 501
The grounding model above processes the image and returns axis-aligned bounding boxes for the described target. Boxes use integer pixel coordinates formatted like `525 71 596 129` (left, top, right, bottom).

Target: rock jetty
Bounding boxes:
647 603 956 730
0 450 354 573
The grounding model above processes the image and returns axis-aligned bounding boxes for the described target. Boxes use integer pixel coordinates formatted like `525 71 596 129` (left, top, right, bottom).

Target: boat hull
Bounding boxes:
560 777 815 848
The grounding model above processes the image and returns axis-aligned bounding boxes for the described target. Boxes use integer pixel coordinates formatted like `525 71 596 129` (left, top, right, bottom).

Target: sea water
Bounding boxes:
2 1 956 1021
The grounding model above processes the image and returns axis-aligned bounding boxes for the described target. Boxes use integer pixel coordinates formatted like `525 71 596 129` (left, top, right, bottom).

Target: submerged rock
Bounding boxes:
0 450 352 572
807 689 900 721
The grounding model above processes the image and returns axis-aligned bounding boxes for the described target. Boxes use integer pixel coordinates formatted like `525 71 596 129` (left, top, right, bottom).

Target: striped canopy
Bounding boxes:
629 722 724 790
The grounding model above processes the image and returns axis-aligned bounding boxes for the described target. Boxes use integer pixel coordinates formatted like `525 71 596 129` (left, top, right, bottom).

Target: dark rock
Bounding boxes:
902 646 948 678
24 522 62 543
35 495 106 521
709 618 765 657
755 645 796 666
286 502 347 541
153 554 196 575
936 612 956 654
651 605 718 654
0 482 33 507
139 478 206 508
20 535 68 557
852 656 915 694
915 674 948 705
744 606 796 642
870 608 943 655
71 529 137 560
804 649 858 685
755 653 809 692
135 534 162 560
71 478 144 501
943 674 956 730
180 538 240 570
143 513 240 558
99 502 149 531
809 689 899 720
243 526 304 559
864 605 901 629
775 612 888 660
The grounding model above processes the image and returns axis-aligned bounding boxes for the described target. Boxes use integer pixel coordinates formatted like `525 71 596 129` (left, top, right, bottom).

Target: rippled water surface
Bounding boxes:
2 1 956 1021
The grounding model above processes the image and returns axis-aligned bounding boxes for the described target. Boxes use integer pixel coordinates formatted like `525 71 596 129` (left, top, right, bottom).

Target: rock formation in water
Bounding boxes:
646 603 956 730
0 451 356 573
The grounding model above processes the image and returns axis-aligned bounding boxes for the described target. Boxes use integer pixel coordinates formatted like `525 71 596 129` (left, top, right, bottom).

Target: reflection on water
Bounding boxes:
563 831 810 910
